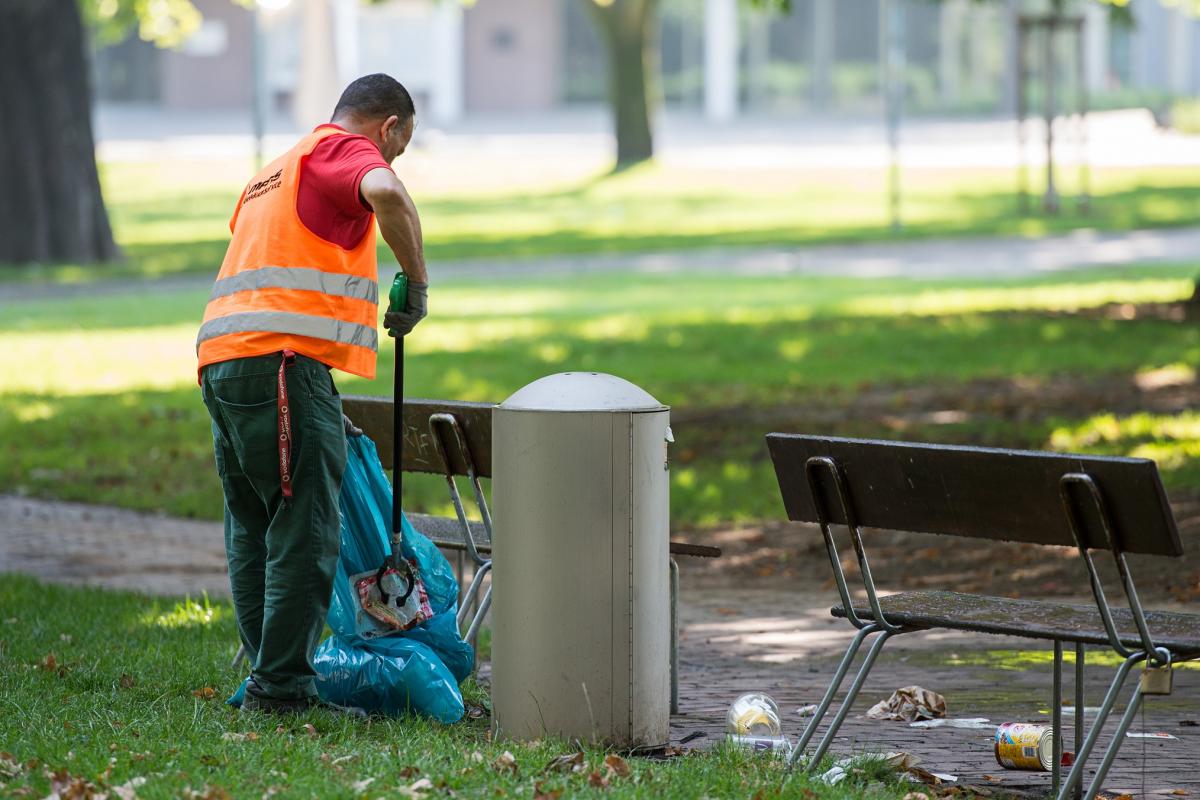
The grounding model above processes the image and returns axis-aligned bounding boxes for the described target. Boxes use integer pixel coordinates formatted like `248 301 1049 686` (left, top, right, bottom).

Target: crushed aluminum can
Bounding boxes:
994 722 1055 771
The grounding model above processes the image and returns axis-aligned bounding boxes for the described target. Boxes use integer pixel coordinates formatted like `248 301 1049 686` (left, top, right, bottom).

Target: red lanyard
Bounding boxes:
277 350 296 501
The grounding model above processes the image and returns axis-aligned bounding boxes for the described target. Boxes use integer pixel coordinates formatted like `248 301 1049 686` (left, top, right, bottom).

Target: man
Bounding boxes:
196 74 427 713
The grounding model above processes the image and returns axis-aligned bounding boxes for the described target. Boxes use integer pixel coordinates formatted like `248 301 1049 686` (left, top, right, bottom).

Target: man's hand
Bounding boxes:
384 280 428 337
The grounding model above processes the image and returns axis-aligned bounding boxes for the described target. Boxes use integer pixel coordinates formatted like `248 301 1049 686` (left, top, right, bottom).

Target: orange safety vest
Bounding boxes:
196 127 380 380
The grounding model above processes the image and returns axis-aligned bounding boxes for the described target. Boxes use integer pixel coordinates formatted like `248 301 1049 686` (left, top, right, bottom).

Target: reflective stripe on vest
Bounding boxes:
209 266 378 304
197 311 378 351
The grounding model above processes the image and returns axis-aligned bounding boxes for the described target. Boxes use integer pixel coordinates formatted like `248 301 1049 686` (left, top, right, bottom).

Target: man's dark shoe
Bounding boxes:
240 680 366 718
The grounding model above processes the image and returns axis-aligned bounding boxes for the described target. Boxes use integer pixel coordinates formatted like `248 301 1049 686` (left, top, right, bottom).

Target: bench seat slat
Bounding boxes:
409 513 722 559
833 590 1200 657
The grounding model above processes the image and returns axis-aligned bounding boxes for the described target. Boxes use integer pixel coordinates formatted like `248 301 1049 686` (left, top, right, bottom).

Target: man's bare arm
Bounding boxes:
360 166 427 284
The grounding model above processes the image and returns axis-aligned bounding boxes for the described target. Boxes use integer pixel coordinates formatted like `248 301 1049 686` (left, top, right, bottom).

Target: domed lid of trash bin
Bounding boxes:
499 372 667 413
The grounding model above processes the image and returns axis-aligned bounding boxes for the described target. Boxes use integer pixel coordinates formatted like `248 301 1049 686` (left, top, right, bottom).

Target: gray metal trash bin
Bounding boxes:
491 372 671 748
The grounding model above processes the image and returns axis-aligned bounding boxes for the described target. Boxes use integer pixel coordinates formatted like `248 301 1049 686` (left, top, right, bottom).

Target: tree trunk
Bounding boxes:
585 0 659 167
1188 279 1200 319
0 0 121 266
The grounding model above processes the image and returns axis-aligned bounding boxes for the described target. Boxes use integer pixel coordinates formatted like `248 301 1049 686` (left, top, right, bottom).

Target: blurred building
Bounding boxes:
92 0 1200 124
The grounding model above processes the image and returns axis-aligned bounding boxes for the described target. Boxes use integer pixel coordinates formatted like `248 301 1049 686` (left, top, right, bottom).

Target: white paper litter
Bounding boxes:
796 704 819 717
1126 732 1178 740
1043 706 1104 716
818 752 920 786
909 718 991 730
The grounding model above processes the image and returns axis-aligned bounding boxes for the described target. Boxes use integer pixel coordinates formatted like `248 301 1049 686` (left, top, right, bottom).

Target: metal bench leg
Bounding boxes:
1081 679 1146 800
1053 640 1063 796
785 624 880 772
670 558 679 716
458 561 492 630
805 628 894 771
1074 644 1085 800
465 584 491 646
1055 652 1142 800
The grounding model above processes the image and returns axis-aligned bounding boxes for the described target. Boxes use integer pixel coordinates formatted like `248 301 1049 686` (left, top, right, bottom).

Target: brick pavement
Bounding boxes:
670 581 1200 798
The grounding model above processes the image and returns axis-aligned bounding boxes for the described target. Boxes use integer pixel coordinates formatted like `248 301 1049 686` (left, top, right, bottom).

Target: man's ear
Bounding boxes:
381 114 400 139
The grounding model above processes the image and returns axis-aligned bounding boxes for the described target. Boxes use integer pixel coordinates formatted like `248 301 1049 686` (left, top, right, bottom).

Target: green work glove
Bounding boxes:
383 280 428 338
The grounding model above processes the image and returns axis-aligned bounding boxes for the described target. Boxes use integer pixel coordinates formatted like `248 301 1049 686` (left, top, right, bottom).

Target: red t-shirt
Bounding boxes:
296 124 391 250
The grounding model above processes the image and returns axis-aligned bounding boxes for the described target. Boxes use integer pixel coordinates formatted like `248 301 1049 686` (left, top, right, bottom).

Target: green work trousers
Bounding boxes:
201 353 346 699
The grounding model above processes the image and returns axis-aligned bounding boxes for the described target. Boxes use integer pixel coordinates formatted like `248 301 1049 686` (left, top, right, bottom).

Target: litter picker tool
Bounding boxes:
348 271 433 638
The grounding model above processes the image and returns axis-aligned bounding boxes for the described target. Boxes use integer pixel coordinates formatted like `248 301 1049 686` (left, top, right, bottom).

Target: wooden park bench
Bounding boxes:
342 395 722 713
766 433 1198 800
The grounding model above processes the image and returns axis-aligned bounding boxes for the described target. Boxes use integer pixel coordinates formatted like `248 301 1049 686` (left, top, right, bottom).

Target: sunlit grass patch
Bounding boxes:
1050 412 1200 486
144 595 227 629
9 161 1200 284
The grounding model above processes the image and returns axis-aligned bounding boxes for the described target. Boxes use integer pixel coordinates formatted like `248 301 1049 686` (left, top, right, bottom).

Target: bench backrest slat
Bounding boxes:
342 395 493 478
766 434 1181 557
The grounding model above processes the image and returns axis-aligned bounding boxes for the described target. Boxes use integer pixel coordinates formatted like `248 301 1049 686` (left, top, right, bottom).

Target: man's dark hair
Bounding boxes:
331 74 415 123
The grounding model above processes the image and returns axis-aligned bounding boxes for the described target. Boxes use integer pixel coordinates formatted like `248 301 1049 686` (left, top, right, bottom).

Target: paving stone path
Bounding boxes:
670 582 1200 797
3 494 1198 796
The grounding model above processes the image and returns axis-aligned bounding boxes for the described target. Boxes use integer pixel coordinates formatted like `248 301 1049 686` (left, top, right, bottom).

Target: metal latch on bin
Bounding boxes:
1140 664 1173 695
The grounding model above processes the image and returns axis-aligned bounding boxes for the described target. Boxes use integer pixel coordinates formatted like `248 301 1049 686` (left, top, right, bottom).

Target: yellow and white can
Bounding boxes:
994 722 1054 771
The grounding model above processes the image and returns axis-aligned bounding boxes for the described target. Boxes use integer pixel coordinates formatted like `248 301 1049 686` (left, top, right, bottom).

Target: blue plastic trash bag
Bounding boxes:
229 434 474 723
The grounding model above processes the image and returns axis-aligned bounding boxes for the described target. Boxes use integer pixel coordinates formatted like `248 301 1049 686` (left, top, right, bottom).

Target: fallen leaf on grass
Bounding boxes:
587 770 609 789
199 755 222 767
398 766 420 778
303 723 318 738
112 776 147 800
544 752 584 774
220 732 259 743
0 752 20 779
330 754 355 766
603 754 630 779
119 674 136 689
905 766 949 786
469 751 485 764
903 793 930 800
533 780 563 800
49 769 104 799
191 687 217 701
39 653 68 677
396 778 433 798
350 777 374 793
492 751 518 774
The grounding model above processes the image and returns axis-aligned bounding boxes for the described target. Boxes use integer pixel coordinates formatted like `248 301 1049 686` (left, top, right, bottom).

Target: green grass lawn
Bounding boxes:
0 574 906 799
2 265 1198 526
6 161 1200 284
